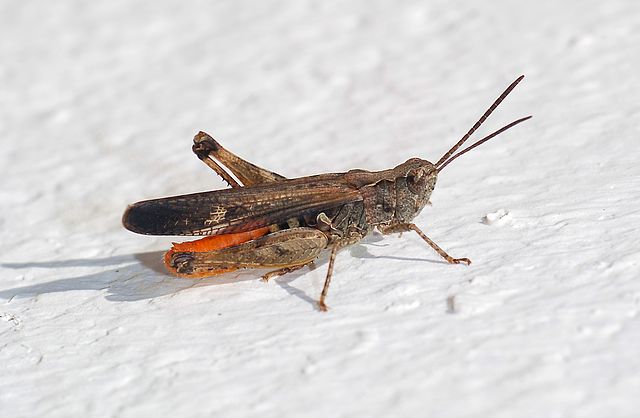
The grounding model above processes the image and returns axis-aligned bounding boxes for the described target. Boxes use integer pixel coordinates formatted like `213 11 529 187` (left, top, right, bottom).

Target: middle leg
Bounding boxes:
318 245 339 312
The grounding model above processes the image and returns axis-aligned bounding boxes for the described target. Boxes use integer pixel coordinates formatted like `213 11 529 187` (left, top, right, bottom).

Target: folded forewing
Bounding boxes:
123 176 360 236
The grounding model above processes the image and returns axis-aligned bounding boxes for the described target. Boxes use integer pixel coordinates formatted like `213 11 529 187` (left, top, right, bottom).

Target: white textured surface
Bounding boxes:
1 1 639 417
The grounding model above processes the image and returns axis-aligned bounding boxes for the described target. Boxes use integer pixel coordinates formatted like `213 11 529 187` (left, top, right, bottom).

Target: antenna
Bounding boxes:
435 75 526 169
437 116 532 171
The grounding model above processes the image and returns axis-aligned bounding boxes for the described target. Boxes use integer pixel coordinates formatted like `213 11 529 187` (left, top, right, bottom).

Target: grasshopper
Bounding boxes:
123 76 530 311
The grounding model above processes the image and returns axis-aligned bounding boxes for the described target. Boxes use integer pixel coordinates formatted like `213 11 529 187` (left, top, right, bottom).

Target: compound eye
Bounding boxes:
409 168 424 184
407 168 427 193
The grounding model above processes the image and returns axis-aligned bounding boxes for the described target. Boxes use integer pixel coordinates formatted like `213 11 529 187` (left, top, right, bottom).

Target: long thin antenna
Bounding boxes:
435 75 525 168
437 115 531 172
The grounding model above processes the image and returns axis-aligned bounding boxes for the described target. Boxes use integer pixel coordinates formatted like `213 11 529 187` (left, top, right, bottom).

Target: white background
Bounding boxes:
1 1 639 417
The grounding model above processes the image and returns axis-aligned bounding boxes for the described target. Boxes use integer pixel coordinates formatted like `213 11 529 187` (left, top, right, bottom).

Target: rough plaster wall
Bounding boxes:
1 1 638 417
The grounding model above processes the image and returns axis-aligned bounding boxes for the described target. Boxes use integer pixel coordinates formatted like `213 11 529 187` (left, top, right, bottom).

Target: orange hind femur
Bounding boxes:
163 227 271 278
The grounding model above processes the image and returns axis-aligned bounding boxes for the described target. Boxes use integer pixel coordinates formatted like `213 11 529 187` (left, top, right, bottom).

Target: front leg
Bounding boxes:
378 223 471 265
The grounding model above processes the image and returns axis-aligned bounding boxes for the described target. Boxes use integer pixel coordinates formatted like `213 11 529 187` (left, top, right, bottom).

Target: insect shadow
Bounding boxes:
1 252 265 303
1 252 191 302
0 235 441 306
0 251 330 306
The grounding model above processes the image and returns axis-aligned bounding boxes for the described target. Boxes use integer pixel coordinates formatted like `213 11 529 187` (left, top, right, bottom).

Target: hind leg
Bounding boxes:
166 228 328 278
192 131 286 187
261 262 313 282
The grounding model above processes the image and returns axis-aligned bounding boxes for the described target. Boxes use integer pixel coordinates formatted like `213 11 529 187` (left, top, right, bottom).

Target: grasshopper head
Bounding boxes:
394 158 438 222
395 75 533 223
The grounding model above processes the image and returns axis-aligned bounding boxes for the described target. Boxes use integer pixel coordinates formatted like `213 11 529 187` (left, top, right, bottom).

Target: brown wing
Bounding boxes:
122 174 361 236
